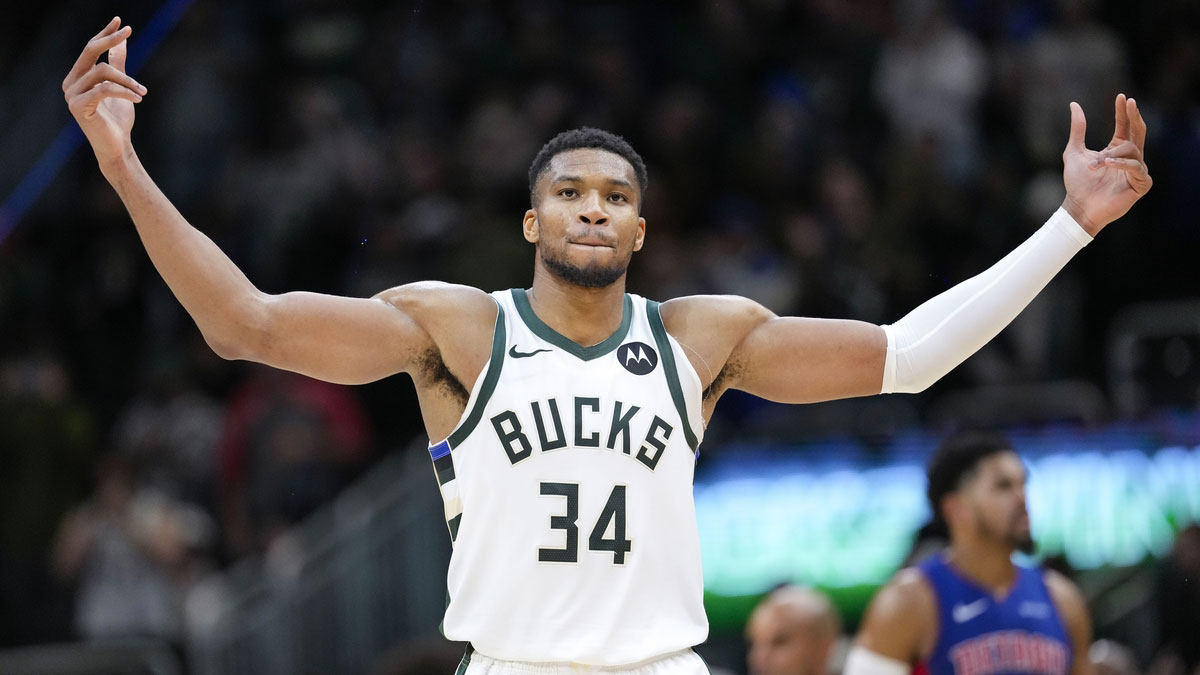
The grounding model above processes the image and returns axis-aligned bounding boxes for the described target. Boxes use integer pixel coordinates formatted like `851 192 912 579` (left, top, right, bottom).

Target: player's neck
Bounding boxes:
944 539 1018 598
527 270 629 347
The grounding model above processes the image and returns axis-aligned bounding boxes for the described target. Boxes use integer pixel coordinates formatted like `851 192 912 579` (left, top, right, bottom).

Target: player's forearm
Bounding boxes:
881 208 1093 393
102 151 266 359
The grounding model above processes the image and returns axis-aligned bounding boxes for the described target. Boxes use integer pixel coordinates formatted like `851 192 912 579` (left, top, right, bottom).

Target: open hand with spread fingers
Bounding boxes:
62 17 149 170
1060 94 1152 236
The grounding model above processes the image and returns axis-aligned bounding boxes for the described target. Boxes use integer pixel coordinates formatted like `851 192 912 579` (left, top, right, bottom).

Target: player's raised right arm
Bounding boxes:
64 19 486 385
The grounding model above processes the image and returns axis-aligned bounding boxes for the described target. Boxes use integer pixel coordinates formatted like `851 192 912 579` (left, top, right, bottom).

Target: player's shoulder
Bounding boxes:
1041 567 1089 621
1040 567 1094 661
874 566 938 616
373 282 497 323
659 294 774 334
372 283 500 392
857 567 938 662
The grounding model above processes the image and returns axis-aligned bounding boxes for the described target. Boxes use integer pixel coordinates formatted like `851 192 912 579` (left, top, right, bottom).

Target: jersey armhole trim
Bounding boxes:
447 299 507 448
1037 568 1077 673
647 300 699 452
915 560 946 664
454 643 474 675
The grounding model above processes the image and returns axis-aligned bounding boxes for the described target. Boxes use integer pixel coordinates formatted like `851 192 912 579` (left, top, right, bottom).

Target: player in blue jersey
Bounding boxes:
848 432 1091 675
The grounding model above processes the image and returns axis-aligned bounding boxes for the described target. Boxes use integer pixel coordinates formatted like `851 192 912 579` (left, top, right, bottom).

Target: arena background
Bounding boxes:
1 0 1199 673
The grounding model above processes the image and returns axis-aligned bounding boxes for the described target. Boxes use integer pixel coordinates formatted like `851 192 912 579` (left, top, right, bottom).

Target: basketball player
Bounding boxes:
64 18 1149 674
746 586 842 675
847 432 1091 675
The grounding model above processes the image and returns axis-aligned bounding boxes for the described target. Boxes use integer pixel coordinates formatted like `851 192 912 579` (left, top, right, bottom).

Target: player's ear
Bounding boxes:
633 217 645 252
941 494 962 527
523 209 539 243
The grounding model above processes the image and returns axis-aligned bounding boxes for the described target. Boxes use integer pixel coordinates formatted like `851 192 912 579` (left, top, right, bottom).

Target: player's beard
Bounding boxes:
540 243 631 288
976 506 1036 554
1008 510 1036 554
1012 533 1036 555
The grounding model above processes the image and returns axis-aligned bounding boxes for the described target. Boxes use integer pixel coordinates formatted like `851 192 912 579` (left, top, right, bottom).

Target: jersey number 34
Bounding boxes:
539 482 630 565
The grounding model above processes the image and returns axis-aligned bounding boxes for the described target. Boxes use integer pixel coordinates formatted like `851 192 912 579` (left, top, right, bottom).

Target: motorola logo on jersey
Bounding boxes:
617 342 658 375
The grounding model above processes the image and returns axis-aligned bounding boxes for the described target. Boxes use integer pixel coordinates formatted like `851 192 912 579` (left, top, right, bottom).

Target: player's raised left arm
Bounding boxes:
685 95 1152 406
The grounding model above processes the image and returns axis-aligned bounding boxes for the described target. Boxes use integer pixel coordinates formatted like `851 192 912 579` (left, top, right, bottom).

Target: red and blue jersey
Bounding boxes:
918 554 1072 675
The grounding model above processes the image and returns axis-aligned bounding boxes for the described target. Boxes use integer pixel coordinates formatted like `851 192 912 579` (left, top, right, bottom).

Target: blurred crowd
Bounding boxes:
1 0 1199 670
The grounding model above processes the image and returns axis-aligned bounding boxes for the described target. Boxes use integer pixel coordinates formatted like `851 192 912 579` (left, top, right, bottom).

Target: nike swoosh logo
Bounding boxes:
952 598 990 623
509 346 552 359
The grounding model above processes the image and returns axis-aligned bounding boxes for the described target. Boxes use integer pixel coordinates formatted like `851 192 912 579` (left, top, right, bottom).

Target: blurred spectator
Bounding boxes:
816 159 896 324
1012 0 1129 167
0 347 93 558
697 197 800 314
112 358 224 509
745 585 842 675
217 75 385 293
52 454 214 645
1141 13 1200 281
217 367 371 558
0 346 93 644
874 0 988 184
1091 639 1141 675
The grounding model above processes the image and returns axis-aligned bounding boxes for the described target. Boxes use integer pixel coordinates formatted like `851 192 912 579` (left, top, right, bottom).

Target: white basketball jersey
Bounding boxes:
428 289 708 665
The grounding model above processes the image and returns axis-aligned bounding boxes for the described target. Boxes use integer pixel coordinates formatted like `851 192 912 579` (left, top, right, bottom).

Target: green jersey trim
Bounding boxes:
510 288 633 361
454 644 475 675
440 589 452 639
447 300 507 448
646 301 699 452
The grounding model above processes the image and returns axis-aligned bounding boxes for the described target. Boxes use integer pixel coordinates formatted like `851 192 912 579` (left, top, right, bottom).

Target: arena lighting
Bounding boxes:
694 427 1200 628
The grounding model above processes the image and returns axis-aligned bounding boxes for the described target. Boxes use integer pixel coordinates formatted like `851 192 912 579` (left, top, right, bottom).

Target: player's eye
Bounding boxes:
559 188 578 198
608 193 628 203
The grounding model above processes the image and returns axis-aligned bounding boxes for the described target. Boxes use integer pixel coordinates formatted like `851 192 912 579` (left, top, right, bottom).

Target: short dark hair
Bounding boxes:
926 431 1015 524
527 127 648 205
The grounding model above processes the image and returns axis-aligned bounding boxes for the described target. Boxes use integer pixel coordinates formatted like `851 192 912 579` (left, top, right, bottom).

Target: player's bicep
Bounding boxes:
730 316 887 404
248 290 432 385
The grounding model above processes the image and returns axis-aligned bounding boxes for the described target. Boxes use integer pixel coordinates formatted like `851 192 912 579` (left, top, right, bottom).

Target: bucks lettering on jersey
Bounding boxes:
427 289 708 665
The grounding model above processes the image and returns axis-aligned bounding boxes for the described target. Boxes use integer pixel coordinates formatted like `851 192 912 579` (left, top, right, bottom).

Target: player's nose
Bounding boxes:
577 191 608 225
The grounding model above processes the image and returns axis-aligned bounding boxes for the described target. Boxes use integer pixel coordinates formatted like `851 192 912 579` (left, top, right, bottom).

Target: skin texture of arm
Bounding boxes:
853 568 938 665
660 296 886 420
1044 570 1096 675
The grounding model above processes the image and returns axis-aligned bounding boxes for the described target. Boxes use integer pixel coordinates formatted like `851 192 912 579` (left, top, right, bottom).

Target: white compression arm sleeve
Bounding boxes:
880 208 1093 394
843 646 911 675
